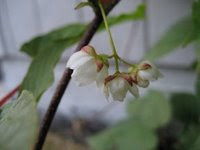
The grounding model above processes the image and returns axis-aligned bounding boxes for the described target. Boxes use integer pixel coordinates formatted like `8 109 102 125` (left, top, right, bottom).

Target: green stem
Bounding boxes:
98 1 119 72
118 58 133 66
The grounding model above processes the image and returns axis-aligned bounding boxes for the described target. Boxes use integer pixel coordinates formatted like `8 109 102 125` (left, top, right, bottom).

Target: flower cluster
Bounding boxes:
67 45 163 101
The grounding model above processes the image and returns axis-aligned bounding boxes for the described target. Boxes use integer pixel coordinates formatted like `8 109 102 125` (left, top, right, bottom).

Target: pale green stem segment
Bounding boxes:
98 1 119 72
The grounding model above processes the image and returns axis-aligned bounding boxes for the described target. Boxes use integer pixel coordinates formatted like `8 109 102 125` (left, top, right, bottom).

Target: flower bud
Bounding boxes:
138 61 163 81
81 45 97 57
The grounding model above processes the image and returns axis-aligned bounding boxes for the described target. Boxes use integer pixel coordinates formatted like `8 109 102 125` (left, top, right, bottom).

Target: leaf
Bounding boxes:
21 25 86 99
196 73 200 99
183 0 200 46
21 24 87 58
128 90 171 129
170 93 200 125
145 0 200 60
175 125 200 150
75 2 93 10
145 17 194 60
190 133 200 150
194 39 200 99
192 0 200 29
191 0 200 42
0 91 38 150
20 4 145 100
194 39 200 72
88 121 157 150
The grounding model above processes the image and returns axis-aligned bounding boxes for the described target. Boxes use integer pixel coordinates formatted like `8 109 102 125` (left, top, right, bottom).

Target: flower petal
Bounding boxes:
137 77 149 88
109 77 128 101
138 60 163 81
96 66 108 88
138 70 154 81
103 84 110 100
72 59 98 86
67 51 91 69
128 83 139 98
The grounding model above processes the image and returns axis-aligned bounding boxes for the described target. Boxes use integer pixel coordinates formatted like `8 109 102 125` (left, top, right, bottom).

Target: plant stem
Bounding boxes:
98 1 119 72
118 58 134 66
0 85 20 107
33 1 120 150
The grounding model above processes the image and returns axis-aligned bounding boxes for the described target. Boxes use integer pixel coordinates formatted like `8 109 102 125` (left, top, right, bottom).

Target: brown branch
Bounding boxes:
0 85 20 107
33 1 120 150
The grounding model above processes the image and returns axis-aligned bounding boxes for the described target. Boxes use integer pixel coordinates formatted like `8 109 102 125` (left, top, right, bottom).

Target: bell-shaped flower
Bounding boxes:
137 61 163 82
103 73 139 101
136 76 149 88
66 45 108 87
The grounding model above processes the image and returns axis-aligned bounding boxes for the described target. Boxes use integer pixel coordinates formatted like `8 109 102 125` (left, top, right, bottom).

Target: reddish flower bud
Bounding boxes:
81 45 97 56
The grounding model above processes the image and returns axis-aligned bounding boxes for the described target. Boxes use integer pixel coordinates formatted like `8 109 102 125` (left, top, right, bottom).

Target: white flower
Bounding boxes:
104 74 139 101
66 45 108 86
138 61 163 81
137 76 149 88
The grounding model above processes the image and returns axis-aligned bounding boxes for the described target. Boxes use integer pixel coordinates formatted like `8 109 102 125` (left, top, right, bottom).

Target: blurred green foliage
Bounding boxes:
145 0 200 71
89 90 170 150
145 17 193 60
0 91 38 150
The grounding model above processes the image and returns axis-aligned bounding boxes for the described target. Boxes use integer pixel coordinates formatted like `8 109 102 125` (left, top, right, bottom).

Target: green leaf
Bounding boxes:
145 0 200 60
196 73 200 99
191 0 200 41
21 24 87 58
75 2 93 10
194 39 200 72
170 93 200 125
145 17 194 60
0 91 38 150
183 0 200 46
128 90 171 129
20 4 145 100
192 0 200 29
190 132 200 150
176 125 200 150
88 121 157 150
21 25 86 99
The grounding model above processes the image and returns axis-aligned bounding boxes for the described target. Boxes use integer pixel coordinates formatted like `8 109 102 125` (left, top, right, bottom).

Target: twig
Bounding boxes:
0 85 20 107
33 1 120 149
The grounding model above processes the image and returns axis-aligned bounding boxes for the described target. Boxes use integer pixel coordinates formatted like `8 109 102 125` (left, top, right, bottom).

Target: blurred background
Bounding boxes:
0 0 197 149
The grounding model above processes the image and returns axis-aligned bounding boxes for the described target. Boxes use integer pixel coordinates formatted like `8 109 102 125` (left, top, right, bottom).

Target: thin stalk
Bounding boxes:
119 58 133 66
98 1 119 72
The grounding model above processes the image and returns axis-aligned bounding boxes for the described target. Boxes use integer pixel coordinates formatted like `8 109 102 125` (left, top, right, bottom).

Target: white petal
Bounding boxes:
137 78 149 88
138 70 154 81
66 51 91 69
139 61 163 81
96 66 108 88
157 70 164 78
109 78 128 101
128 83 139 98
72 59 98 86
103 85 110 100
